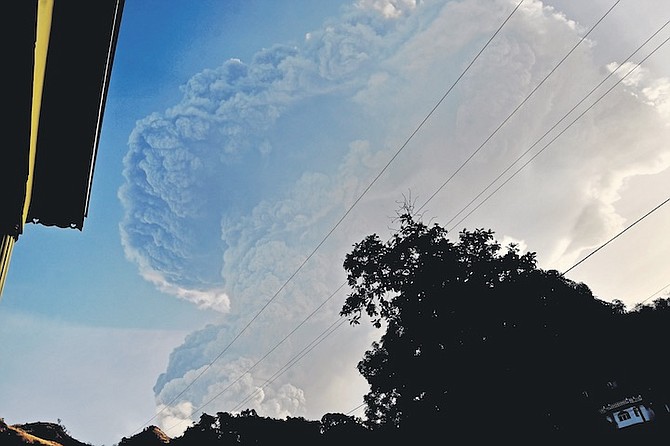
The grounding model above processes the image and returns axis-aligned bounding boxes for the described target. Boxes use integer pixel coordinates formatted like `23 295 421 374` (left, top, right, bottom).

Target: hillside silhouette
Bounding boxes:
0 419 91 446
4 210 670 444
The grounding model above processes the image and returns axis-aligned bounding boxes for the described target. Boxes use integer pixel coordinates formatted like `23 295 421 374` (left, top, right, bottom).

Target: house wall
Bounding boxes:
612 405 654 429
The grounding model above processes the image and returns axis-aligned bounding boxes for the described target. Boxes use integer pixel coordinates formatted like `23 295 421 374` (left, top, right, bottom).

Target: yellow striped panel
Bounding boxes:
0 235 16 297
1 0 54 298
22 0 54 226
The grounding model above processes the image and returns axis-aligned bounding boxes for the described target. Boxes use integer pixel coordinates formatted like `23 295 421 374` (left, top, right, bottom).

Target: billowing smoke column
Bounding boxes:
118 0 670 435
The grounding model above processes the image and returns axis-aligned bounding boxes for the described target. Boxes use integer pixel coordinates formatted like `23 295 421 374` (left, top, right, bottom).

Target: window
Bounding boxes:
617 411 631 422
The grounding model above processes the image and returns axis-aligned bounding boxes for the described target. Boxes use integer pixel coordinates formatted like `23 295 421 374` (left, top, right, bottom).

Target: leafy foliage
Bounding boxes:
165 410 367 445
340 210 670 438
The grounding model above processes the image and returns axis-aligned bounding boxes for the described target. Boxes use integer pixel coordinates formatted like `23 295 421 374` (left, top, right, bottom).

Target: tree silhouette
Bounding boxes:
340 208 640 439
169 409 324 445
320 413 370 444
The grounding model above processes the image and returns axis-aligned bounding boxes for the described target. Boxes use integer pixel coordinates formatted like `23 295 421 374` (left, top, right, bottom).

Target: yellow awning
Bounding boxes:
0 236 15 295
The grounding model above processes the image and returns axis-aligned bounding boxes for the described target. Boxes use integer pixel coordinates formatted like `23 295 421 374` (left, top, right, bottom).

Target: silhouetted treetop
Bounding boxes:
341 209 538 328
339 210 647 437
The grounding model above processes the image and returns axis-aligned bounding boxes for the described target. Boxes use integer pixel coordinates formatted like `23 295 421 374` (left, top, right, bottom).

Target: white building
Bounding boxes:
599 395 656 429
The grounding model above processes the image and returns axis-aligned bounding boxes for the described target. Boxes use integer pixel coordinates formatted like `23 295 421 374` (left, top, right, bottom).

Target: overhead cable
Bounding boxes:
639 282 670 305
163 317 347 436
229 317 347 414
563 195 670 274
447 33 670 232
136 281 345 434
346 402 367 416
442 19 670 230
417 0 622 214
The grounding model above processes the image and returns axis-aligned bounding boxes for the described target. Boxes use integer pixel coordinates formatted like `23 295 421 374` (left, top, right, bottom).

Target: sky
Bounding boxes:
1 0 670 444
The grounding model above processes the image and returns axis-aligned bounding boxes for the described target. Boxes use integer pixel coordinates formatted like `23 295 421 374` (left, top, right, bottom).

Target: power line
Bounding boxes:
639 281 670 305
447 32 670 232
417 0 622 214
138 281 345 434
136 1 524 432
163 317 347 436
563 195 670 274
346 402 366 416
230 317 347 414
442 19 670 229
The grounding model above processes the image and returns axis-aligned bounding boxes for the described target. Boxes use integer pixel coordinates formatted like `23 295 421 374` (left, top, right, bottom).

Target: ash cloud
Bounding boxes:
118 0 670 432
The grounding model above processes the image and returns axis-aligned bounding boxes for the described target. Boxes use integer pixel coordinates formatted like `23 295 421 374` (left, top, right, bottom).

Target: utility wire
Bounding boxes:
164 317 347 436
147 282 345 435
447 33 670 233
563 196 670 274
417 0 621 214
346 402 366 416
230 317 347 413
137 1 523 432
639 282 670 305
442 19 670 229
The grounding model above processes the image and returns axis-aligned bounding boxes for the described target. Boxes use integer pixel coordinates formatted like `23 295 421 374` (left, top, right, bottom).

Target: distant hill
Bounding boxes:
1 418 173 446
0 418 86 446
14 422 92 446
119 426 171 446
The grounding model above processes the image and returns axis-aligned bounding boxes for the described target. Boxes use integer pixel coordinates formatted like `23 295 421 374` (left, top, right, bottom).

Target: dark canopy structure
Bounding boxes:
1 0 125 295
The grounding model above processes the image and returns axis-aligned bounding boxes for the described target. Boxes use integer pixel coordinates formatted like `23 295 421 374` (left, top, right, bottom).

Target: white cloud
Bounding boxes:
156 401 194 438
153 318 373 431
356 0 418 19
500 235 528 254
608 62 670 121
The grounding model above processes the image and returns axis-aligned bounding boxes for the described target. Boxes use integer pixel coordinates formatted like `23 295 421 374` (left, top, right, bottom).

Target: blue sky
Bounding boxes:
2 1 670 444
